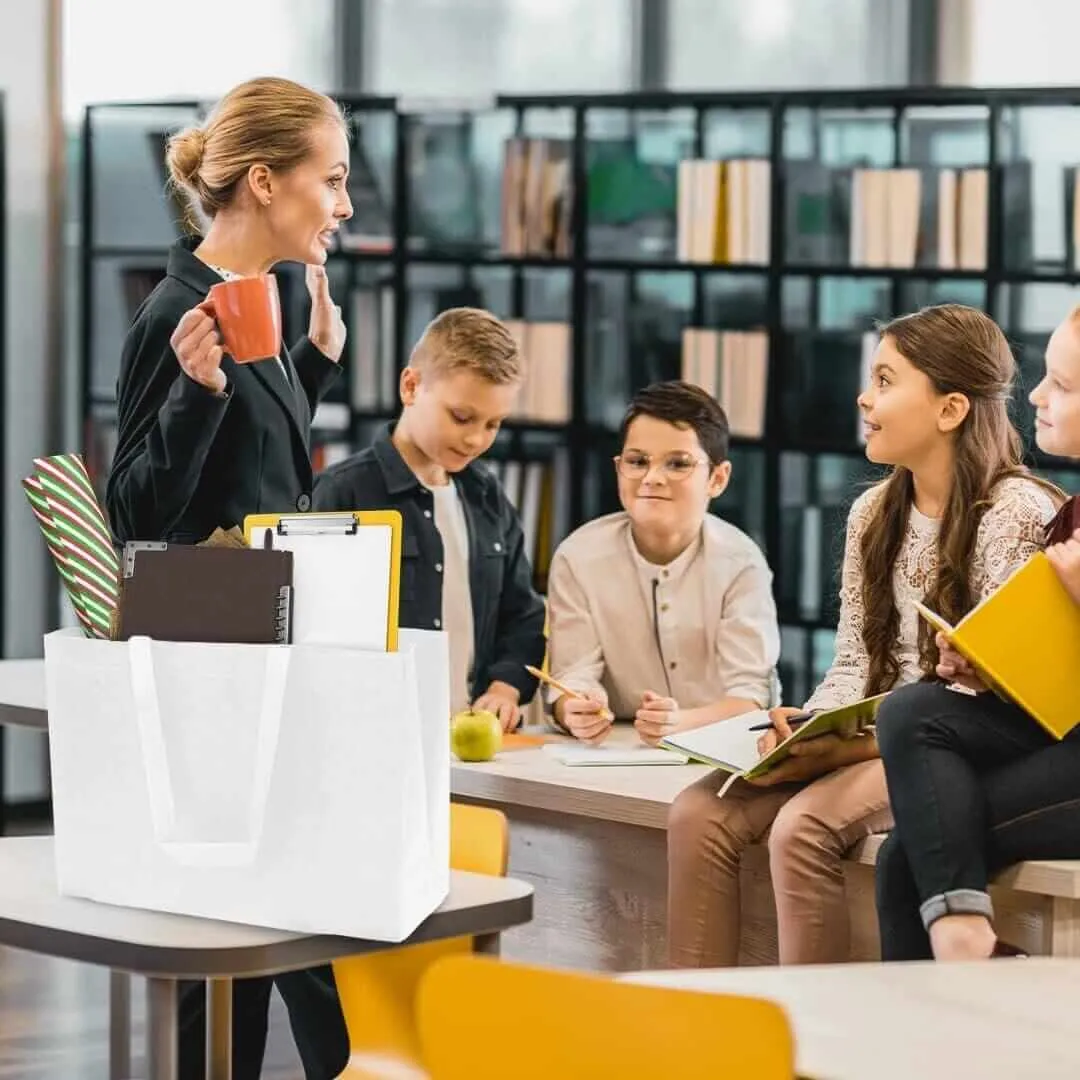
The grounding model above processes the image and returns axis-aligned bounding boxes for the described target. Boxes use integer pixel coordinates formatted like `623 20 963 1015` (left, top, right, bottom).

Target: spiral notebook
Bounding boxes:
116 543 294 644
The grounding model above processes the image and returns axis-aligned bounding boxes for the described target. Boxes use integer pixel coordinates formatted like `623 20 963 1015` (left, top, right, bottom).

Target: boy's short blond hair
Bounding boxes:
409 307 522 384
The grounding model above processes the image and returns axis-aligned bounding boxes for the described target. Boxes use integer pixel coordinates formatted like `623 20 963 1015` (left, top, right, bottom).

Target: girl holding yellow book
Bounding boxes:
667 305 1060 968
876 305 1080 962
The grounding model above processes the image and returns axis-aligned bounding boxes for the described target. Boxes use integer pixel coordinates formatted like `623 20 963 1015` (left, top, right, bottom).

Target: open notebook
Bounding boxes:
915 550 1080 739
660 695 886 797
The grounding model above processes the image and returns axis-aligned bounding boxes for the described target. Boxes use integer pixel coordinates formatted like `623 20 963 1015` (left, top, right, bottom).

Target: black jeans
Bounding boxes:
875 681 1080 961
177 967 349 1080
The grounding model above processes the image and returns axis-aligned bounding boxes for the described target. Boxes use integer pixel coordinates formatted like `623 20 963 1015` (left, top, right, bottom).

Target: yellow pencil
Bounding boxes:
525 666 613 720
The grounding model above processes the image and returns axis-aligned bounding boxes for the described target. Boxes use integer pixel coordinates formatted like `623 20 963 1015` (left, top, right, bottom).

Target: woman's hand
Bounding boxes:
755 707 804 756
746 734 850 787
306 265 346 362
170 303 226 394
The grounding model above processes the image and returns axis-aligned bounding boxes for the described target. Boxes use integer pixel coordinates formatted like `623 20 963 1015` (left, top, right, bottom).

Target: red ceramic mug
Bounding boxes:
201 274 282 364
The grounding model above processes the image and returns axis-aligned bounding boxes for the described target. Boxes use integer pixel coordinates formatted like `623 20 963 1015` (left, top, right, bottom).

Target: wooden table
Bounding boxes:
452 728 711 971
0 836 532 1080
623 959 1080 1079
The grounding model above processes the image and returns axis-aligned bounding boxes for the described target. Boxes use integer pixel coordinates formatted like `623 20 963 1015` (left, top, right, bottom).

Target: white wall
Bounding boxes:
0 0 61 800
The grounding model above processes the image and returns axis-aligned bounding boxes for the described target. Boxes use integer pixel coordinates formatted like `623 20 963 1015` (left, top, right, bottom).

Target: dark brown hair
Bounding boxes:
860 304 1062 695
620 381 730 464
166 76 346 228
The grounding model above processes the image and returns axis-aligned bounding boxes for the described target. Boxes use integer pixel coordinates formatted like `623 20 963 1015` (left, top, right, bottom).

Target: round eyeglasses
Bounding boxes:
614 453 709 482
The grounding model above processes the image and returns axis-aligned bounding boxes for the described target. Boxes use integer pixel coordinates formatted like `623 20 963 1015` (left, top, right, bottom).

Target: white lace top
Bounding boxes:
804 476 1059 713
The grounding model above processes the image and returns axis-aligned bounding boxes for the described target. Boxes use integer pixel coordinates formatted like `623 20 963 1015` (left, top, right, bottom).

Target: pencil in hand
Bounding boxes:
525 665 613 720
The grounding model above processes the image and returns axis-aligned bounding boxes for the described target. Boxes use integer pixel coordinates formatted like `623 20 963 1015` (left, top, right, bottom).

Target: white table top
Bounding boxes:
0 659 46 729
0 837 532 980
624 960 1080 1080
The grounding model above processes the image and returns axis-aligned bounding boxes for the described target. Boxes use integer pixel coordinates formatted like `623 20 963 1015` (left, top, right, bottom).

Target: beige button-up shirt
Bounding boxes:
546 512 781 721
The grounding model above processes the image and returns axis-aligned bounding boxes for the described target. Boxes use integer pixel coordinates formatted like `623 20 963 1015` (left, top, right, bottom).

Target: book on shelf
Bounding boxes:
676 158 771 265
501 137 572 257
681 328 768 438
915 551 1080 740
504 319 572 424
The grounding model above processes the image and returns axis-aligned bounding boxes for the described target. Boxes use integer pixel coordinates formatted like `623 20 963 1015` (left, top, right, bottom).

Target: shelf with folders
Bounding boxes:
79 87 1080 704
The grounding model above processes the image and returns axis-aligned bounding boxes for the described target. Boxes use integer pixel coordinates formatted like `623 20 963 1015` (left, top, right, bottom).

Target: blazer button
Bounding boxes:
494 542 502 552
296 493 312 512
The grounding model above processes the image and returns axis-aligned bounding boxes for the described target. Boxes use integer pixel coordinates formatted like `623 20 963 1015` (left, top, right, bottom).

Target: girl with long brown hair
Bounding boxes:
667 303 1061 968
876 304 1080 962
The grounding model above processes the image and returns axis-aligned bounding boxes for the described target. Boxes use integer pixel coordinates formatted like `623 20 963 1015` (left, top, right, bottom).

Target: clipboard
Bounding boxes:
244 510 402 652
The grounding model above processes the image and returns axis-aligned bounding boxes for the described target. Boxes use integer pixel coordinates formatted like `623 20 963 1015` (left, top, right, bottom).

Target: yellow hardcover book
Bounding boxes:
244 510 402 652
914 551 1080 739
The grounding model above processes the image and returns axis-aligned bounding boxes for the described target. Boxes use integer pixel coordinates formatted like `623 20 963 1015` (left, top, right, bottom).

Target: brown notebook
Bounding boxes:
116 542 293 644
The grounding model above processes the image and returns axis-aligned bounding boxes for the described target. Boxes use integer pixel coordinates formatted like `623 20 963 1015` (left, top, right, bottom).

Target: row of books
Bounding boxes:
787 163 994 270
504 320 572 424
676 159 772 265
501 137 573 258
680 328 769 439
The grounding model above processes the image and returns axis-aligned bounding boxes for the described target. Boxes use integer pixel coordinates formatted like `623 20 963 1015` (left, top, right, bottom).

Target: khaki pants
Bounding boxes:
667 759 892 967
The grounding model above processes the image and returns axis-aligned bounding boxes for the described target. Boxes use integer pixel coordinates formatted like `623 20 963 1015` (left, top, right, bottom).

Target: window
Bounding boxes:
63 0 337 120
667 0 906 90
366 0 633 96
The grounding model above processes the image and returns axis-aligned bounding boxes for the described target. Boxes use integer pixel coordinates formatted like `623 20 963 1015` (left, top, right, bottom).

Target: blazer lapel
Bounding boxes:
248 357 303 430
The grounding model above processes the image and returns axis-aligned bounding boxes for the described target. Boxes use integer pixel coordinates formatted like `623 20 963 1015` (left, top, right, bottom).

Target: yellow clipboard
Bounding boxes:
244 510 402 652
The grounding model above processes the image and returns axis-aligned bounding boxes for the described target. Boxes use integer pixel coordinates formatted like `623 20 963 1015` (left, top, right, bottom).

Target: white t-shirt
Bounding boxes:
431 480 475 715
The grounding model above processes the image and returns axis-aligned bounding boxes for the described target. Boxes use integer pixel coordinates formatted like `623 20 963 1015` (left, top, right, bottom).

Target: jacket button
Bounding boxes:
494 542 502 552
435 563 443 572
296 493 312 512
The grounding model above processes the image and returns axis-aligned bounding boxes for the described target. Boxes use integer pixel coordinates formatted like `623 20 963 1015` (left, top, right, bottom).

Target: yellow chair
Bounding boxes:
333 803 509 1078
416 955 795 1080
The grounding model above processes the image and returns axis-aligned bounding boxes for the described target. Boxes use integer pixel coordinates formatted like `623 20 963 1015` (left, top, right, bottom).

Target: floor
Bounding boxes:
0 946 307 1078
0 817 307 1079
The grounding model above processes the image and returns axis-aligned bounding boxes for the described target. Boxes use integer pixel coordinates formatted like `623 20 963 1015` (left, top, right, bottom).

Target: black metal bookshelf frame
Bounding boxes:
79 86 1080 702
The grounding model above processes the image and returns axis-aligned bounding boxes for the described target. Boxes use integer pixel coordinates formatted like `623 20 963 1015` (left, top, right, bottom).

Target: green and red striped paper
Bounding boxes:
22 454 119 638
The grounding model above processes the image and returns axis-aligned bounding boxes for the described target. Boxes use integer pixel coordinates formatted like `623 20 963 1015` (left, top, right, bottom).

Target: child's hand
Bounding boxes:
634 690 680 747
1046 528 1080 607
557 690 612 745
747 734 846 787
934 631 986 693
472 681 521 733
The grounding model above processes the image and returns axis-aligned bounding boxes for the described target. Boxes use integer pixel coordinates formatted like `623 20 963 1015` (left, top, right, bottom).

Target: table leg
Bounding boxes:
474 932 500 957
206 978 232 1080
109 970 132 1080
146 976 179 1080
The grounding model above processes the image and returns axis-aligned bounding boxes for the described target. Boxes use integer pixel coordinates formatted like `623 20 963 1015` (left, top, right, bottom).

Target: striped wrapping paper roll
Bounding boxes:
22 454 120 638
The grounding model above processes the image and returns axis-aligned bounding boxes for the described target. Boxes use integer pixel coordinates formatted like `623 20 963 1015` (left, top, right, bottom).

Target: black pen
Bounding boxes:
749 712 812 732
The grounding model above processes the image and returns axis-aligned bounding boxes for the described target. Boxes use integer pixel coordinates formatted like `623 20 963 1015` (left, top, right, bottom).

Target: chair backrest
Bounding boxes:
417 955 795 1080
333 804 509 1075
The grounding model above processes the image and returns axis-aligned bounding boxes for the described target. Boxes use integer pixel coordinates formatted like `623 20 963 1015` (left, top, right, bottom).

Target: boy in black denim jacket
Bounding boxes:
315 307 546 729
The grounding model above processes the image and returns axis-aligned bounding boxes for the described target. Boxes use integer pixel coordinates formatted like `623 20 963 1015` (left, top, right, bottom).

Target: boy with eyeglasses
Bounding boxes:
546 380 781 744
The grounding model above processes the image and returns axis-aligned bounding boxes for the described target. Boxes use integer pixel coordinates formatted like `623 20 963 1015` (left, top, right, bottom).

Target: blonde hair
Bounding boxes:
166 76 346 228
410 307 522 384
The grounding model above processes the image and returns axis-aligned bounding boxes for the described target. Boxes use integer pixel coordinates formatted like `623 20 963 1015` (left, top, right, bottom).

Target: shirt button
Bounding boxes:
435 563 443 572
661 603 669 612
434 618 442 629
662 569 669 578
424 509 432 519
296 493 311 512
670 661 678 671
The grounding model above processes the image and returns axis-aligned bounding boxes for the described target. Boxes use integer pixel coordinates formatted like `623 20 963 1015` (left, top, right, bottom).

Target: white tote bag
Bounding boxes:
44 627 450 942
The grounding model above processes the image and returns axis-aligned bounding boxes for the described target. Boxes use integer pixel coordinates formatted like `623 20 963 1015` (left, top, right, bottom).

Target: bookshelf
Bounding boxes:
80 87 1080 704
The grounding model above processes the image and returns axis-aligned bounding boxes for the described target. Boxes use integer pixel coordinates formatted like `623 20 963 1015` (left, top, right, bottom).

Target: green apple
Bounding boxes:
450 707 502 762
